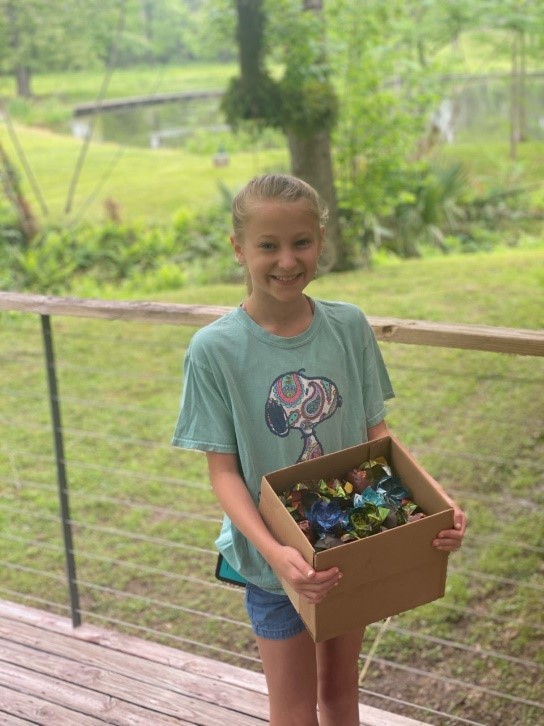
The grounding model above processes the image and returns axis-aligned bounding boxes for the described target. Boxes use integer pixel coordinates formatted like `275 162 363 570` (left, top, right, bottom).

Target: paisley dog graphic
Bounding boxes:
265 370 342 462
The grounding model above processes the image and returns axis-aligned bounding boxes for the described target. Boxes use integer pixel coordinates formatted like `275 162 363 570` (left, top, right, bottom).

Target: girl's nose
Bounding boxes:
277 248 297 269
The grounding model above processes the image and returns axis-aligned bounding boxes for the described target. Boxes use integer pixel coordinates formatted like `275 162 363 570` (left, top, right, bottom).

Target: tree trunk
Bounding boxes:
287 129 347 271
509 30 520 161
519 30 527 142
15 65 32 98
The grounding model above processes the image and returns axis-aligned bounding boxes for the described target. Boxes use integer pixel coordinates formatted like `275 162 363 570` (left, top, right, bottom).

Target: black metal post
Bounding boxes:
41 314 81 627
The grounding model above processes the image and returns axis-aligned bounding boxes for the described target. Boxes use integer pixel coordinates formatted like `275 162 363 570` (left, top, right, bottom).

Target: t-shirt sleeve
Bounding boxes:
361 321 395 428
171 350 238 453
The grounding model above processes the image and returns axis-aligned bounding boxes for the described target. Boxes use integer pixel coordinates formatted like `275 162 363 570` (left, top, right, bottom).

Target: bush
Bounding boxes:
4 200 237 295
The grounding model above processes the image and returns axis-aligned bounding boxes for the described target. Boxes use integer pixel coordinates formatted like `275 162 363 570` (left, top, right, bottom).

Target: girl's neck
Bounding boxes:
241 294 314 337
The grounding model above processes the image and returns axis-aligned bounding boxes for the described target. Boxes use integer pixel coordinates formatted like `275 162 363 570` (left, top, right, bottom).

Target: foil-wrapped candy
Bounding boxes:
281 457 425 550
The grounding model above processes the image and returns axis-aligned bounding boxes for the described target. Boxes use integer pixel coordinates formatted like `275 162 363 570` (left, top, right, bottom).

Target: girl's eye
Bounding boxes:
296 238 311 246
260 242 275 250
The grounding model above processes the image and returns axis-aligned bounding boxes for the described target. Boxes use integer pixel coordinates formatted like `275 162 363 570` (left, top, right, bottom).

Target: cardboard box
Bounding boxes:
259 435 454 642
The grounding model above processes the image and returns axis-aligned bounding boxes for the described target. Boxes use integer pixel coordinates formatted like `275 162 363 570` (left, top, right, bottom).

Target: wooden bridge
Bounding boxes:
73 90 223 117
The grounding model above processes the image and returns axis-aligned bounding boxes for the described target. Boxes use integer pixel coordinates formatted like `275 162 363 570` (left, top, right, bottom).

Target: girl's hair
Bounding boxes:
232 173 328 239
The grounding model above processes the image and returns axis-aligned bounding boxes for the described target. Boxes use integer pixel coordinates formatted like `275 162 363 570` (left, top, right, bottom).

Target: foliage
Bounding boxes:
340 158 543 261
0 0 120 94
0 1 236 96
268 0 339 136
221 73 283 130
328 0 448 262
2 199 240 294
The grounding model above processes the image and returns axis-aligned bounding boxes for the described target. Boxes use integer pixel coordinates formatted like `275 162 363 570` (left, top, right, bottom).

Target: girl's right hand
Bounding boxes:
271 545 343 604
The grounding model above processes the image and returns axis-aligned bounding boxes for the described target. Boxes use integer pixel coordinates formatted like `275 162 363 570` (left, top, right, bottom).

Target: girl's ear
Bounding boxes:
230 234 245 264
318 226 325 255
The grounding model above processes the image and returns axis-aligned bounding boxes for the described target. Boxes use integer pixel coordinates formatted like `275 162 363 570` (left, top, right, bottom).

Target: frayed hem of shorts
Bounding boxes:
252 621 307 641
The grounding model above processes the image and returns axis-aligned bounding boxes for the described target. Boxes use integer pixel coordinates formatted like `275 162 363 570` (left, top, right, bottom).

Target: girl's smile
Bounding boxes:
232 199 323 306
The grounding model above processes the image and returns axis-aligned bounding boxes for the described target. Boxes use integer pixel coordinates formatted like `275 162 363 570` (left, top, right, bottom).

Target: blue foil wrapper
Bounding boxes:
307 499 350 536
354 488 386 509
374 476 411 508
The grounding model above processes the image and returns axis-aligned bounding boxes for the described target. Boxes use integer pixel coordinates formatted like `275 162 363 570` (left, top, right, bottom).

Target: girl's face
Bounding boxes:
231 199 323 306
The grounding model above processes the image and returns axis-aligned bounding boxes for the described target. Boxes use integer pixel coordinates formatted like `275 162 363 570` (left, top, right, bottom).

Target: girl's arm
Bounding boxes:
369 420 467 551
367 419 390 440
206 451 342 603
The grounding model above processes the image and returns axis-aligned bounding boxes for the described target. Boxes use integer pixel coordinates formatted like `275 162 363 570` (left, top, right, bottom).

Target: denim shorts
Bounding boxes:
245 582 307 640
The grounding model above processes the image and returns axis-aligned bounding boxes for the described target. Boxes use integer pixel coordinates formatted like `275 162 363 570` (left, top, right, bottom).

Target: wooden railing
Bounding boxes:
1 292 542 356
1 291 542 726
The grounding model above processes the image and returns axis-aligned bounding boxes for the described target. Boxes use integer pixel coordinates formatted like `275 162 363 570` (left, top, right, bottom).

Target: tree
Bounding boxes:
222 0 347 269
0 0 119 97
477 0 544 160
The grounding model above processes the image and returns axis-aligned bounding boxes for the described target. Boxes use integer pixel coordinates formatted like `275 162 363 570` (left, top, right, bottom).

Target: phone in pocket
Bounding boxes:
215 553 247 587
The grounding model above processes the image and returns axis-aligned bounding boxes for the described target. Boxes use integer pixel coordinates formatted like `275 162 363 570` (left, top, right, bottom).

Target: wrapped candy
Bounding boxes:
374 475 411 509
280 456 426 550
350 503 389 537
307 499 350 537
314 534 344 551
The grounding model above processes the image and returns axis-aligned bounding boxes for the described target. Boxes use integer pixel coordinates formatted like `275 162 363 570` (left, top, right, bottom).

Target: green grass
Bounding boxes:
2 121 542 232
0 62 237 102
0 123 288 224
0 249 543 724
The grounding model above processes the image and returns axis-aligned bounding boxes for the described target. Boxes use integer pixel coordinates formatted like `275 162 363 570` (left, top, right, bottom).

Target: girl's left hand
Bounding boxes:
433 505 467 552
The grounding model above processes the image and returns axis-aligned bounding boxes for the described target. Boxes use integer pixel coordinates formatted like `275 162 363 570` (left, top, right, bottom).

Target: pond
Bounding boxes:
71 76 544 149
71 94 225 149
450 74 544 142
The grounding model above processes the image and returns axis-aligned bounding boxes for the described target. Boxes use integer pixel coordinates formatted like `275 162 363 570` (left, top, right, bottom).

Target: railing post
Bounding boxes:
40 314 81 627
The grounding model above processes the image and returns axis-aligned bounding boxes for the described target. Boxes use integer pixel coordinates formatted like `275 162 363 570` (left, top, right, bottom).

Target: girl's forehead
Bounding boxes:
244 199 319 228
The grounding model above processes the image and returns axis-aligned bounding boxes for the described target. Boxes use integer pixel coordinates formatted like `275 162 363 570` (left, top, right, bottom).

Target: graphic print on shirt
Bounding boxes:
265 370 343 462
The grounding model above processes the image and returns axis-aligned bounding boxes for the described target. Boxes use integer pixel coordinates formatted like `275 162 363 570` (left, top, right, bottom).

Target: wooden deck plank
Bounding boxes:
0 601 428 726
0 639 265 725
0 683 103 725
0 618 268 709
0 660 188 726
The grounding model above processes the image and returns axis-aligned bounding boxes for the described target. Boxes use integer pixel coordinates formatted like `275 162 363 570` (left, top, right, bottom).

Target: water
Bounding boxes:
450 75 544 142
70 76 544 149
71 95 225 149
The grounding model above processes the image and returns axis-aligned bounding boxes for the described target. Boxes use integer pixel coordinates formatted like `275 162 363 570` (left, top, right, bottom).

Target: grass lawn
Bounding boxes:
0 123 289 224
0 248 543 725
0 62 238 102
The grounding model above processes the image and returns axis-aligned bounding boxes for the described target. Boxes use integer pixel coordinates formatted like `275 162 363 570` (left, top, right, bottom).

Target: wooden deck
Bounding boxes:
0 600 426 726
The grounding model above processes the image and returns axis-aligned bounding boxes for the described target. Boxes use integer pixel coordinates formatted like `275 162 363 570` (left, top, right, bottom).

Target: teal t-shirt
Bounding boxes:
172 299 394 593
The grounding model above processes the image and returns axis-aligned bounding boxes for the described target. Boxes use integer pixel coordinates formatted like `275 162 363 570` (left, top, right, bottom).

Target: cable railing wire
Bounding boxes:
3 444 541 492
449 566 544 592
62 578 544 673
358 688 487 726
430 600 544 633
1 545 540 673
0 479 221 524
77 580 251 631
73 609 262 666
66 519 218 555
2 309 542 726
6 525 541 639
378 624 542 670
368 656 544 709
5 478 542 556
8 549 535 679
5 561 536 712
2 562 68 583
0 388 168 416
0 588 72 615
5 342 540 385
2 530 541 643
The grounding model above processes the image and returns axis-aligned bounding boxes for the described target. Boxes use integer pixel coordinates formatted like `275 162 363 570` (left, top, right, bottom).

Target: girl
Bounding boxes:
172 173 466 726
